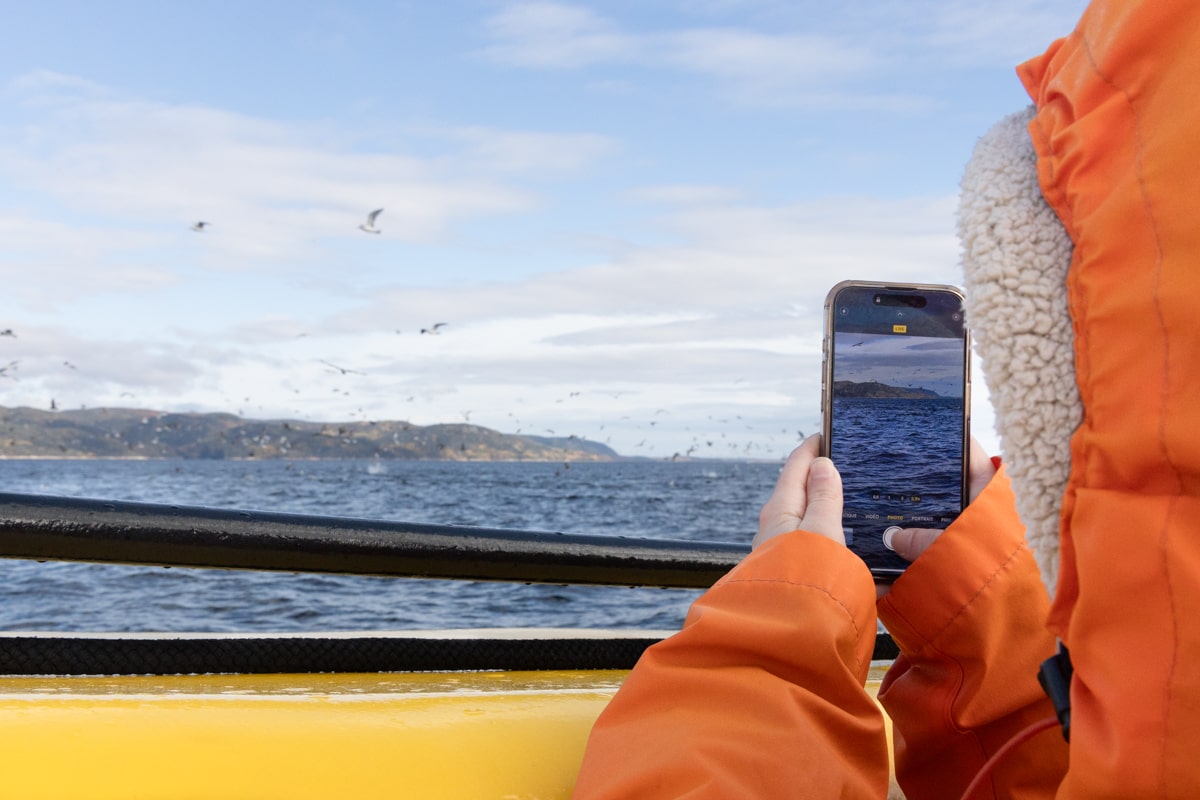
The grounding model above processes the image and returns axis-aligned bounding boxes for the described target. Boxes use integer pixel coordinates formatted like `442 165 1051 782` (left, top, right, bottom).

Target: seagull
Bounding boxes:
359 208 383 234
317 359 365 376
191 221 210 232
420 323 448 335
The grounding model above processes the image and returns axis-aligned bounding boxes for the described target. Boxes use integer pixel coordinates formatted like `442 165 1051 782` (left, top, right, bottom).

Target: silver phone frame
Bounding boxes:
819 280 972 579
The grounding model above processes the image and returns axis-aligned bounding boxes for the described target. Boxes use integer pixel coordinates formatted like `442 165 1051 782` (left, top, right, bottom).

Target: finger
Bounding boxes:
883 438 990 559
882 526 943 562
770 434 822 511
755 434 821 548
796 457 844 543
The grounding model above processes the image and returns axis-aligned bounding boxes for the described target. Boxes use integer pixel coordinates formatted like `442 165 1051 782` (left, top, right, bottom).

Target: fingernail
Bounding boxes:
810 456 835 476
882 526 902 552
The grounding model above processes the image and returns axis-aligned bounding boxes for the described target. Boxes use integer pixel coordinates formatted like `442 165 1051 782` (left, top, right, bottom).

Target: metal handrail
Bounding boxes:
0 492 748 588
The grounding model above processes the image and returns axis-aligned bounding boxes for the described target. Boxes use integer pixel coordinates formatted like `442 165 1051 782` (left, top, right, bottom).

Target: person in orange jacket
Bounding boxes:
573 0 1200 797
573 436 1066 798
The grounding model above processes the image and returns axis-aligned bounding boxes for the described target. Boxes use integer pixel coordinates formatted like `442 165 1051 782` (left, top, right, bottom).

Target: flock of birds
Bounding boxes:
3 208 803 461
4 331 796 461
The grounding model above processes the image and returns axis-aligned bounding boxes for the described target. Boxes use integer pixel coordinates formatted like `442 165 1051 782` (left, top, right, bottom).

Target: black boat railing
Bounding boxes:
0 491 746 587
0 491 899 673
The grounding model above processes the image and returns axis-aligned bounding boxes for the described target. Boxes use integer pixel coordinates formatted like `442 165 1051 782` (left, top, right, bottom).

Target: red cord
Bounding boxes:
957 716 1060 800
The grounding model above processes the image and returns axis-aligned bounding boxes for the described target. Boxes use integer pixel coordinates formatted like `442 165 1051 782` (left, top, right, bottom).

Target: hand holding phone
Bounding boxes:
874 436 995 597
820 281 971 581
755 434 845 549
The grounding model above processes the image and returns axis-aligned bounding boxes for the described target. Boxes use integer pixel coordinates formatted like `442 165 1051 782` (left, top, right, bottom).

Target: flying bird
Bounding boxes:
317 359 365 376
420 323 448 335
359 208 383 234
191 221 210 232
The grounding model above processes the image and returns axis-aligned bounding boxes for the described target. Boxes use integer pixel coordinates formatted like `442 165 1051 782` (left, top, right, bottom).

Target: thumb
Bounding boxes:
882 526 943 562
797 457 844 543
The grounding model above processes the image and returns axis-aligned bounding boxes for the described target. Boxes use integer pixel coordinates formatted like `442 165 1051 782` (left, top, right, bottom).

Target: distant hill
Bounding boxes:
524 434 618 459
0 406 621 462
832 380 944 399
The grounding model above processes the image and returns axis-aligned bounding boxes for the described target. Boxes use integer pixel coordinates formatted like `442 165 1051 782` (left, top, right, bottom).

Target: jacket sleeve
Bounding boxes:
877 466 1068 799
571 531 890 799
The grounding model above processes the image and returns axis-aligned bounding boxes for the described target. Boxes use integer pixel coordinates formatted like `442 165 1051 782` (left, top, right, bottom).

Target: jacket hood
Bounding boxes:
958 107 1080 598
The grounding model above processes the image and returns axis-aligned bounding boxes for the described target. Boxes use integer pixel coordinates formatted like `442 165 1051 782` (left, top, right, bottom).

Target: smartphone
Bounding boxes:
820 281 971 580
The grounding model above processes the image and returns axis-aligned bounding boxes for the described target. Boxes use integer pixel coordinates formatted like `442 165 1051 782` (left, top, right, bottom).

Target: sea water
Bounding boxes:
0 459 779 633
832 397 965 572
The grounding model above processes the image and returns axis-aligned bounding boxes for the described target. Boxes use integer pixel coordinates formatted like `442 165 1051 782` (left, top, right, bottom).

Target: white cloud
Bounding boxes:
913 0 1088 64
0 71 623 281
1 105 523 254
628 184 743 206
478 1 1087 108
482 3 876 79
443 126 619 175
5 69 112 100
0 214 184 308
480 3 634 68
299 194 959 373
658 28 874 83
478 2 914 109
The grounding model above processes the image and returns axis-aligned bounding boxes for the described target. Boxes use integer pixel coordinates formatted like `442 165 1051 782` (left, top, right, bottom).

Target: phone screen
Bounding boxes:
822 282 970 579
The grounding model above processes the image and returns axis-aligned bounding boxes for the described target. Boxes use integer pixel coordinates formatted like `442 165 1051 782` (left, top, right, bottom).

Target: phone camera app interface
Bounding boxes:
830 289 966 573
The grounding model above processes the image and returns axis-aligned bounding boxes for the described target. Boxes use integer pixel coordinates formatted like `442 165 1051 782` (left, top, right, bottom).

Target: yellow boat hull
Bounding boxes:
0 670 619 799
0 666 892 799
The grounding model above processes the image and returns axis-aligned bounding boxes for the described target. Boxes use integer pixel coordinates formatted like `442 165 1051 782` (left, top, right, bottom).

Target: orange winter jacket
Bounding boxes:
1017 2 1200 797
572 468 1067 798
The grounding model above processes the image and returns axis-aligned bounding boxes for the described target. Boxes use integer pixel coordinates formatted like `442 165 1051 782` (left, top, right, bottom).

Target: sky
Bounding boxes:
0 0 1090 461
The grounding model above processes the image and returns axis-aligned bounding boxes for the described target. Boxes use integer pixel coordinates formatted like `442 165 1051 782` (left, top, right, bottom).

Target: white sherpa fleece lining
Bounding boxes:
958 107 1080 598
